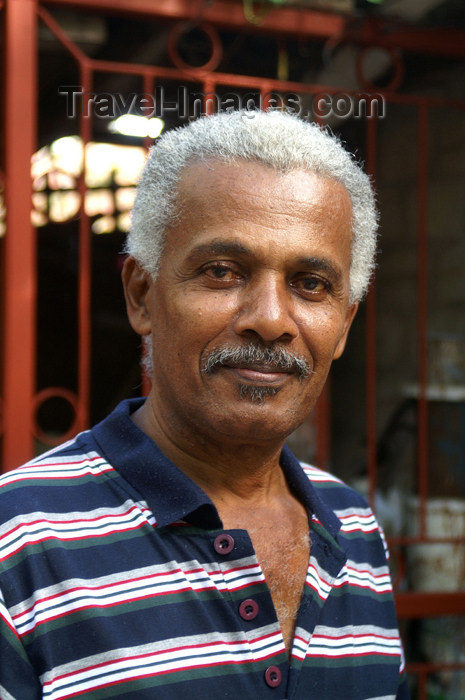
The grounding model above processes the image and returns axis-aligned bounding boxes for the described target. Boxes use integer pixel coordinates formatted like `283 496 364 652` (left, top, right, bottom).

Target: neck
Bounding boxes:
131 396 288 504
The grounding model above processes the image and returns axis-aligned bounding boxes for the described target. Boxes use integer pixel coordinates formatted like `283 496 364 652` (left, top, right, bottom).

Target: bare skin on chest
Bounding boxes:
218 493 310 658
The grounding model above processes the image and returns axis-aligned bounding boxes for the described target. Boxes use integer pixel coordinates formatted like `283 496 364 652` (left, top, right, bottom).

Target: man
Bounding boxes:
0 110 408 699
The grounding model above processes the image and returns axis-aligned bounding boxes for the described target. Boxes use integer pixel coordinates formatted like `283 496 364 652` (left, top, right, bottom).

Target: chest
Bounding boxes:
220 505 310 655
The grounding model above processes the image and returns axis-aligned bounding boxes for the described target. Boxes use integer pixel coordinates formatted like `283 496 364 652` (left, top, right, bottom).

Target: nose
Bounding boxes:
232 274 299 343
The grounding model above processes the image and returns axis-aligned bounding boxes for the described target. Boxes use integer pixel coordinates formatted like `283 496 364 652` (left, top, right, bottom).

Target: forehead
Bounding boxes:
174 158 352 228
153 159 355 304
161 160 352 284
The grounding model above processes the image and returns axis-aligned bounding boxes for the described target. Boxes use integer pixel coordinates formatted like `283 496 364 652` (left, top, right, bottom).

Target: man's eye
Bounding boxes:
294 275 329 296
203 263 238 282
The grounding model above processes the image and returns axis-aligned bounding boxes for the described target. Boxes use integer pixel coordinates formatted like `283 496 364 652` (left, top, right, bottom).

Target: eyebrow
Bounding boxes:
297 256 342 282
185 241 250 263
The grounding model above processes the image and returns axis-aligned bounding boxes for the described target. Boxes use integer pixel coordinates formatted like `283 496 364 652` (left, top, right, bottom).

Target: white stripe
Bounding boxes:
301 463 343 484
307 624 401 658
0 683 18 700
0 451 113 487
11 558 265 635
305 558 336 600
315 623 400 639
40 626 283 698
0 502 149 560
307 640 400 657
334 559 392 594
292 627 311 660
334 506 374 520
223 565 265 590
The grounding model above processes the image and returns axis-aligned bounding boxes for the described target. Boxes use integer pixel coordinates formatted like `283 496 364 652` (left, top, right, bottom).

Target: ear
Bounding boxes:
122 257 153 336
333 302 359 360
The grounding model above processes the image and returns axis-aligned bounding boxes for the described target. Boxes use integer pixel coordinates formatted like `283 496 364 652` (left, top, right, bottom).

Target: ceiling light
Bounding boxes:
108 115 165 139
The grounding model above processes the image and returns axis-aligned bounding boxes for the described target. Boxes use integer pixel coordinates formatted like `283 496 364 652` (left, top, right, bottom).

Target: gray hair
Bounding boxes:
126 110 378 303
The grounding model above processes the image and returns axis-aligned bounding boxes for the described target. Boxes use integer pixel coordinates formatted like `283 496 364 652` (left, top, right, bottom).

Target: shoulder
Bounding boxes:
299 461 388 557
299 461 372 511
0 433 114 523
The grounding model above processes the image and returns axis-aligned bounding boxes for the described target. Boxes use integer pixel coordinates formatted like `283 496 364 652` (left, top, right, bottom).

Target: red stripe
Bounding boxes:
302 468 342 484
16 562 264 626
305 566 333 600
2 503 145 543
340 525 379 534
332 579 392 593
43 631 281 688
5 503 144 537
222 579 262 593
47 656 254 700
346 566 389 580
307 649 400 659
1 516 147 564
19 585 196 636
185 562 260 577
305 580 328 602
314 633 397 642
14 567 192 620
24 454 106 468
6 457 111 478
18 575 271 636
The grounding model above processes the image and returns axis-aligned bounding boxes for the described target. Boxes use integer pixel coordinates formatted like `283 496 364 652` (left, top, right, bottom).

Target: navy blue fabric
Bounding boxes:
0 399 409 699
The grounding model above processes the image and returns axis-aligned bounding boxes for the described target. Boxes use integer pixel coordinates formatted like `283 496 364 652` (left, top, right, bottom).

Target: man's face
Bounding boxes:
128 159 357 446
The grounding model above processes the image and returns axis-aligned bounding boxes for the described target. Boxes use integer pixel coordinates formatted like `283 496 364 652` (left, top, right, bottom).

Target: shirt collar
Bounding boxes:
91 398 342 538
279 444 342 539
91 398 220 528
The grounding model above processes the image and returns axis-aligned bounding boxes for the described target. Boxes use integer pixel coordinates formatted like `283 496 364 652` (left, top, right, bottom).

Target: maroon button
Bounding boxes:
239 598 259 620
213 534 234 555
265 665 282 688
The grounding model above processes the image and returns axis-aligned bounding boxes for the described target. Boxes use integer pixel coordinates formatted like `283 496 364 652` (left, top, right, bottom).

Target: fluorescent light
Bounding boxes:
49 136 83 176
108 115 164 139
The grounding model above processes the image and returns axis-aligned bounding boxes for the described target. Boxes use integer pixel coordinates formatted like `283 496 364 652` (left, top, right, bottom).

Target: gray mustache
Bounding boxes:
202 343 312 380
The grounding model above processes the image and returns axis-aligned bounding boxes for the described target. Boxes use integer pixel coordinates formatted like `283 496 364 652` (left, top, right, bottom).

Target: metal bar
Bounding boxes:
365 113 378 509
42 0 345 39
2 0 38 471
35 15 465 111
370 26 465 59
418 671 427 700
396 592 465 619
85 57 465 112
408 661 465 673
417 103 429 537
203 79 216 116
260 83 274 110
142 71 155 152
76 63 92 433
389 535 465 545
42 0 465 58
37 4 90 65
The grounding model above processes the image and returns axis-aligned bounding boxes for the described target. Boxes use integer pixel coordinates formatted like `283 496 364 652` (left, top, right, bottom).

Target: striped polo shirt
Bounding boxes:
0 399 408 700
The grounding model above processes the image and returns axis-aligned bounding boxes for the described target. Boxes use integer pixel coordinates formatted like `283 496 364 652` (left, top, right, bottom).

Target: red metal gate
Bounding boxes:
1 2 465 697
